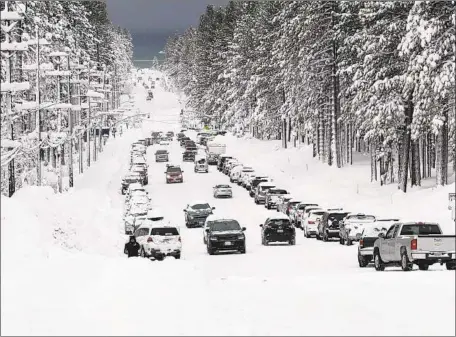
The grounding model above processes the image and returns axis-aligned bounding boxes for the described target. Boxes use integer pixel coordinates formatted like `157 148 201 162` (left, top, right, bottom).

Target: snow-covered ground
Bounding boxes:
2 76 455 336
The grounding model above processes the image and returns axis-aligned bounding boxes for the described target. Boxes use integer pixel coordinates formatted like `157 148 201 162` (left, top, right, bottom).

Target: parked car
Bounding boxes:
155 149 169 162
296 205 322 228
302 209 326 238
203 216 246 255
130 164 148 185
183 150 196 162
121 173 143 195
254 182 276 204
357 224 390 267
165 165 184 183
264 188 289 209
276 195 293 213
289 203 319 227
235 167 254 185
260 214 296 245
248 176 270 196
134 222 182 260
213 184 233 198
217 154 233 171
159 140 170 146
184 202 215 228
339 213 376 246
282 199 302 216
373 222 456 271
194 155 209 173
316 210 350 241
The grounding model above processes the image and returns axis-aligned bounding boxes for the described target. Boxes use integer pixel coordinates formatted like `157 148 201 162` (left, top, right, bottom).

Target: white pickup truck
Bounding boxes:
373 222 456 271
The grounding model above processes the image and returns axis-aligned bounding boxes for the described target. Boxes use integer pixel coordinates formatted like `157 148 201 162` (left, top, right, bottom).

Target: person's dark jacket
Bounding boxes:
124 236 140 257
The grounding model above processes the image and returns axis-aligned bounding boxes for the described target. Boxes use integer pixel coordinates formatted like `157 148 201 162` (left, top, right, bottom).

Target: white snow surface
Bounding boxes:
2 73 455 336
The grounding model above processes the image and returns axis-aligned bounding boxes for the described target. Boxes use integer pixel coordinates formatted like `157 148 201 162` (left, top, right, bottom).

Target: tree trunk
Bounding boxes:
436 106 449 185
399 98 414 193
318 110 325 161
410 140 421 187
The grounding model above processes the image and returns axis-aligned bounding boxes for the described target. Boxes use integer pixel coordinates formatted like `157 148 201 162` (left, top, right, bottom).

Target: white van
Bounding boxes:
194 155 208 173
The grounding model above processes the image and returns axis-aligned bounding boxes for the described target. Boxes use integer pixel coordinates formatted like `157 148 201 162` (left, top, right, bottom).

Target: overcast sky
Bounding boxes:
107 0 229 65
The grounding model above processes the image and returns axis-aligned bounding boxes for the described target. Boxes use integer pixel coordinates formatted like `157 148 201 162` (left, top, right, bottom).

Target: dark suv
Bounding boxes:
165 165 184 183
260 216 296 245
217 155 233 171
249 178 269 197
205 219 246 255
316 211 350 241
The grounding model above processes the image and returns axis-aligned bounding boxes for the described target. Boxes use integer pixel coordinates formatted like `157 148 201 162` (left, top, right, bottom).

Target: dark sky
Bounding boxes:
107 0 230 65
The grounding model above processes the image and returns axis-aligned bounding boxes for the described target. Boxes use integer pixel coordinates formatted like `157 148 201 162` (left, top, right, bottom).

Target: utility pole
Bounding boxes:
67 54 74 188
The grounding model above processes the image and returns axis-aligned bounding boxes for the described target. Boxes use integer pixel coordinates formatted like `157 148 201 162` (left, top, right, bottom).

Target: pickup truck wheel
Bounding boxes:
358 253 369 268
445 262 456 270
401 251 413 271
374 250 385 271
346 238 352 246
418 263 429 271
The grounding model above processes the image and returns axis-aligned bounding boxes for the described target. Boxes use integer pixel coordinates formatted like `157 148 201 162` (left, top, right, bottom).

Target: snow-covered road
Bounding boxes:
2 80 454 336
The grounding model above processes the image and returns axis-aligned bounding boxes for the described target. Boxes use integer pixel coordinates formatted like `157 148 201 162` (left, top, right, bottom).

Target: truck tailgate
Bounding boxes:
416 235 456 252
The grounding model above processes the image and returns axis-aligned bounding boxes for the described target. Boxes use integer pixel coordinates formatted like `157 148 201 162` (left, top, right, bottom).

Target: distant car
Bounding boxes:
121 173 143 195
183 202 215 228
129 164 148 185
260 214 296 245
339 213 376 246
194 156 209 173
203 216 246 255
264 188 288 209
182 150 195 162
302 209 325 238
134 222 182 260
217 155 233 172
316 210 350 241
155 149 169 162
213 184 232 198
289 203 319 227
357 224 390 267
165 165 183 183
159 140 170 146
254 182 276 204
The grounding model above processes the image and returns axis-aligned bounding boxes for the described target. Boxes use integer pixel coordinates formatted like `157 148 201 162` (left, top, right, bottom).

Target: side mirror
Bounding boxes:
183 209 187 212
378 232 385 238
242 227 246 231
212 207 215 210
259 224 263 227
205 228 210 233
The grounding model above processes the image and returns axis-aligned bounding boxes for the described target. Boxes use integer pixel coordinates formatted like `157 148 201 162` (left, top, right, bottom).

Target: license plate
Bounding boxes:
431 252 443 256
224 241 232 246
277 229 283 233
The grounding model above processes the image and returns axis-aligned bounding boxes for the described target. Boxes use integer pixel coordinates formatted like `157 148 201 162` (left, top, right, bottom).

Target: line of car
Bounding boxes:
214 153 456 271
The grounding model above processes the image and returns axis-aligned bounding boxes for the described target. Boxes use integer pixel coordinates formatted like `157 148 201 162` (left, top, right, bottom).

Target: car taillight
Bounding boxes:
411 238 417 250
147 237 153 243
308 220 315 224
359 239 364 248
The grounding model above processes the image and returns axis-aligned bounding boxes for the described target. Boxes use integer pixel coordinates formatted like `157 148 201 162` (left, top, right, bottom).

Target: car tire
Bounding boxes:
373 250 385 271
358 253 370 268
445 261 456 270
316 233 321 240
203 237 207 244
322 232 328 242
418 263 429 271
175 253 181 260
240 246 246 254
207 245 215 255
254 198 258 204
346 238 352 246
339 237 344 245
290 237 296 245
401 251 413 271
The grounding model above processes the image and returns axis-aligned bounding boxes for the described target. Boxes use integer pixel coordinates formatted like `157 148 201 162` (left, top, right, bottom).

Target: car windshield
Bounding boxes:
289 201 301 206
197 158 206 164
260 185 274 191
328 213 349 221
209 220 241 231
156 150 167 154
347 214 376 221
124 177 140 183
363 227 388 237
298 204 316 210
216 185 230 189
400 224 441 235
167 167 181 173
310 211 326 217
191 203 210 210
151 227 179 236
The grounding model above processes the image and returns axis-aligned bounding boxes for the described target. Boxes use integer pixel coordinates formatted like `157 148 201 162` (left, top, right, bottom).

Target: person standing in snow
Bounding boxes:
124 236 140 257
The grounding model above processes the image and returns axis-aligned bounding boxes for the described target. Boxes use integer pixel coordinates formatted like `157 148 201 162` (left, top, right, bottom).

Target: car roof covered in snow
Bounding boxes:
258 182 276 187
214 184 231 188
188 200 210 206
128 183 143 189
137 220 177 229
219 154 232 158
266 214 291 221
205 214 237 222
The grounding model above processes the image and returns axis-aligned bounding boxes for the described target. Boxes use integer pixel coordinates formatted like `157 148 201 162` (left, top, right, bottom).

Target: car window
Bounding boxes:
151 227 179 236
209 220 241 231
191 203 210 210
167 167 182 173
136 228 149 237
267 219 292 227
400 224 441 236
385 225 396 239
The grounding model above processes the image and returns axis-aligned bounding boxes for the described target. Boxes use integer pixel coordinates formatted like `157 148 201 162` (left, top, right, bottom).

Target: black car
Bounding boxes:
205 218 246 255
180 137 191 146
184 202 215 228
177 132 185 141
121 174 143 195
155 149 169 162
249 178 269 197
260 216 296 245
316 211 350 241
183 150 195 162
217 155 233 171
